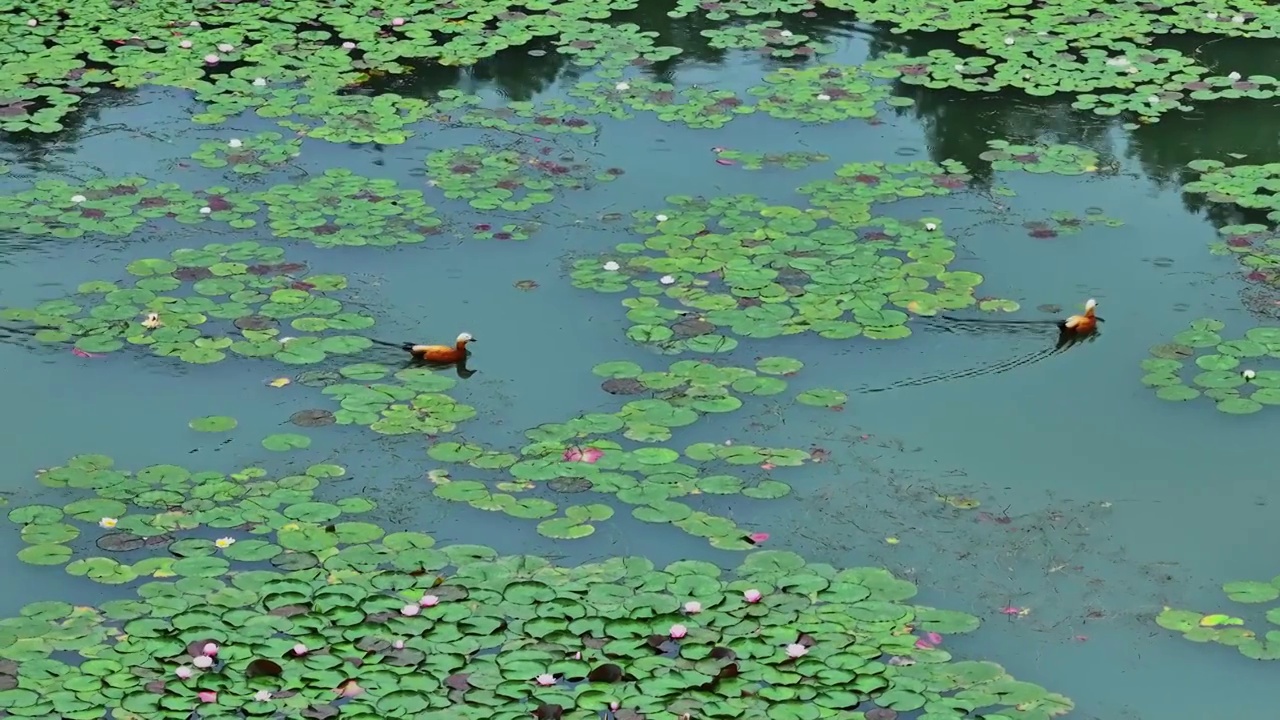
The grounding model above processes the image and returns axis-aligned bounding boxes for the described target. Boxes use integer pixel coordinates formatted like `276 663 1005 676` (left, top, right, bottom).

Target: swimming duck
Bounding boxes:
372 332 474 363
1059 298 1101 334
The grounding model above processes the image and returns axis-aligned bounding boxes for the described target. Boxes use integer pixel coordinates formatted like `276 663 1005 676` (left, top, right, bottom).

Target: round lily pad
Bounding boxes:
189 416 238 432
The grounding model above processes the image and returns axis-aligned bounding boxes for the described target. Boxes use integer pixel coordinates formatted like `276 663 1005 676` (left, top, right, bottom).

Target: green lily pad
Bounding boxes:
189 416 238 432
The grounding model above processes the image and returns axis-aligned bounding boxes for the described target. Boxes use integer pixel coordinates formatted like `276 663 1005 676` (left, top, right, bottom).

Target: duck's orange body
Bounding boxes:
1059 298 1099 335
406 332 474 363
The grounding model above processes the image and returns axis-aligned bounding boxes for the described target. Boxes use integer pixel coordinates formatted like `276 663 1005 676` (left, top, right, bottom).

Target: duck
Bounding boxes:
1059 298 1101 335
371 332 474 363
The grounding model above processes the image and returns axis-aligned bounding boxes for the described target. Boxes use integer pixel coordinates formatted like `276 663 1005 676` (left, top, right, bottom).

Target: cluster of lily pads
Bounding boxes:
572 182 1015 349
422 145 604 212
421 358 839 546
316 364 479 437
10 452 373 581
1185 160 1280 226
0 241 376 363
0 172 442 248
1208 223 1280 288
1157 576 1280 660
1141 318 1280 414
0 521 1073 719
190 132 302 175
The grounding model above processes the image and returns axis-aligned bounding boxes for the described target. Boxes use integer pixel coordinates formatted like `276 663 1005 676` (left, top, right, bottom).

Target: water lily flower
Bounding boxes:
98 517 118 529
780 30 793 37
392 17 406 26
1232 14 1244 23
202 643 218 656
615 82 630 91
179 40 192 49
192 655 214 669
197 691 217 703
189 20 201 26
214 537 235 548
392 639 405 649
199 206 212 214
683 601 702 614
610 702 620 711
887 655 915 666
228 138 243 148
743 589 762 603
659 275 676 285
655 214 668 222
1147 95 1160 104
217 43 234 52
203 54 219 64
401 604 420 616
70 194 86 203
142 312 162 330
534 673 556 686
924 222 937 231
669 624 688 639
785 643 807 658
563 446 604 463
175 666 193 679
1206 12 1218 19
292 643 308 656
342 41 356 49
1105 56 1129 67
254 690 271 702
816 93 831 101
25 19 37 26
419 594 440 607
747 532 770 544
603 260 620 271
252 78 266 86
999 605 1029 616
1228 71 1241 81
1242 369 1257 380
1003 36 1014 45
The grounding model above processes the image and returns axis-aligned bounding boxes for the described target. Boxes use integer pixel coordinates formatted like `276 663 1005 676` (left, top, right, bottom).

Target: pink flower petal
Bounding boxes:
747 532 770 544
716 158 735 165
197 691 217 703
581 447 603 463
925 632 943 645
562 448 583 462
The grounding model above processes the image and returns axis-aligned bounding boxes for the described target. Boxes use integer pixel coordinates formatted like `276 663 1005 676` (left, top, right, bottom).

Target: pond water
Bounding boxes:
1 2 1279 719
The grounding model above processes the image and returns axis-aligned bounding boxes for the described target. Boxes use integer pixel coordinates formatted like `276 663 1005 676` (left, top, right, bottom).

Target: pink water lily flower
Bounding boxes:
292 644 308 656
914 632 943 649
175 666 192 679
562 446 603 463
201 643 218 656
747 532 770 544
785 643 808 658
683 601 702 614
743 589 762 603
197 691 217 703
534 673 556 686
70 348 100 358
669 624 687 639
419 594 439 607
400 604 419 616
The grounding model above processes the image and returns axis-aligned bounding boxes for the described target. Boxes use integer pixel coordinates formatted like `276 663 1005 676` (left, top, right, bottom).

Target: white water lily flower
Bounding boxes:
615 82 630 91
779 30 793 37
603 261 620 271
924 222 937 231
228 138 243 148
1228 71 1241 81
1232 14 1244 23
1105 56 1130 67
70 194 86 203
1003 36 1014 45
252 77 266 86
217 43 234 52
189 20 200 26
26 19 37 27
659 275 676 285
655 214 668 222
1243 369 1257 380
816 93 831 101
99 517 118 529
1206 12 1218 19
215 537 235 548
199 206 212 214
1147 95 1160 104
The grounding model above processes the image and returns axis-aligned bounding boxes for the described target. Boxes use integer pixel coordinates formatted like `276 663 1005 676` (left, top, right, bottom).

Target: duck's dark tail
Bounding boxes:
367 338 415 352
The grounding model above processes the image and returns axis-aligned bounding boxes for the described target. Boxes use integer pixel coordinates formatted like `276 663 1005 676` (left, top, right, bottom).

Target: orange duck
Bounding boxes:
370 332 474 363
1055 298 1102 348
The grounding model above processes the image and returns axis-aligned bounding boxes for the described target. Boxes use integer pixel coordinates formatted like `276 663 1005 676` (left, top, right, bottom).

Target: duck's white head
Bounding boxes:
1084 298 1097 311
456 332 474 343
